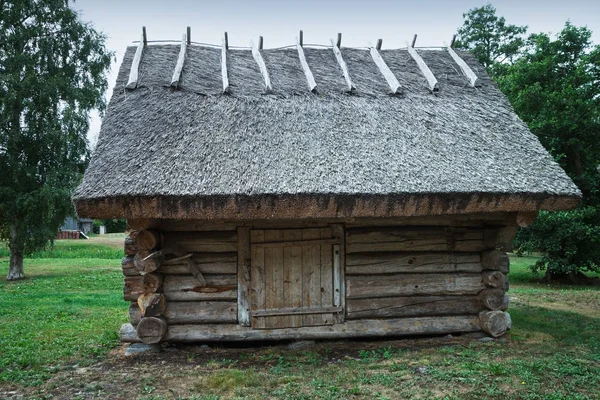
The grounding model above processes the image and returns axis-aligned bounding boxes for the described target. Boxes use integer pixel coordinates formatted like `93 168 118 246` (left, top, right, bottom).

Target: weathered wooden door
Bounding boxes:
250 228 343 329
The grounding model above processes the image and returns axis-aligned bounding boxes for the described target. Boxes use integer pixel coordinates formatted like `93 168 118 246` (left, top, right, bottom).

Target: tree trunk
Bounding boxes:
7 223 24 280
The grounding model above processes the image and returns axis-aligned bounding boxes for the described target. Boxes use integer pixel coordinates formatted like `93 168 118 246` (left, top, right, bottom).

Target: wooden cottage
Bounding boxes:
73 31 581 344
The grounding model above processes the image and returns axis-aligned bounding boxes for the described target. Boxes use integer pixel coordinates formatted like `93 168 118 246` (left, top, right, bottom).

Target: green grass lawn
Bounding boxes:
0 241 599 399
0 238 127 386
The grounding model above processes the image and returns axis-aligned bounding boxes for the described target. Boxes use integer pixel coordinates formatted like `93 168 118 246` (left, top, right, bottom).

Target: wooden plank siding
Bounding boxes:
346 227 485 253
159 230 239 308
346 273 484 299
121 315 481 342
343 225 488 321
346 296 481 319
163 231 237 252
346 252 482 275
283 229 303 327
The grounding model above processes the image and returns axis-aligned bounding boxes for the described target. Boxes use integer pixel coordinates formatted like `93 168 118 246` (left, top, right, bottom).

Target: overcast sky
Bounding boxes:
74 0 600 147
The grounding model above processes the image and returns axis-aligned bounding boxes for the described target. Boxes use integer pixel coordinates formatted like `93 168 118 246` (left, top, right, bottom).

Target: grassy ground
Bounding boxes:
0 241 598 399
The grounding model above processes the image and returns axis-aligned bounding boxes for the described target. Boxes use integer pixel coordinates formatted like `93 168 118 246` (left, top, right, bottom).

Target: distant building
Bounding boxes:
57 216 93 239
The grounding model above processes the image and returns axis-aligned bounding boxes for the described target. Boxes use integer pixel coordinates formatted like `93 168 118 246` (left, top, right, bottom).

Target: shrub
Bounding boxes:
514 207 600 277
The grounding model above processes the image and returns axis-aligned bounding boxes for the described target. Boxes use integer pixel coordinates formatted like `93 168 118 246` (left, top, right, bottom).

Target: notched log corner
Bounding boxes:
479 310 511 337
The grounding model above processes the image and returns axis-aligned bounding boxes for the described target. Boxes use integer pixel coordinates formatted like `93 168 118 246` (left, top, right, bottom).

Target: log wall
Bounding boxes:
120 216 516 343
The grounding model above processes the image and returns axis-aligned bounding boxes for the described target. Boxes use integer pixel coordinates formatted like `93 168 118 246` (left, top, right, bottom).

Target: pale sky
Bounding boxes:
74 0 600 147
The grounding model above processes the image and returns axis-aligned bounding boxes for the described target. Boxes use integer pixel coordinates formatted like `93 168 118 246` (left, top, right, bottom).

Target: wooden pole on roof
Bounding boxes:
221 33 230 93
258 36 263 50
407 41 439 92
411 34 418 48
369 42 401 94
126 27 146 89
299 30 303 47
296 36 317 92
450 34 457 48
224 31 229 50
376 38 383 50
170 32 187 88
186 26 191 45
250 39 272 92
330 38 355 92
445 41 479 87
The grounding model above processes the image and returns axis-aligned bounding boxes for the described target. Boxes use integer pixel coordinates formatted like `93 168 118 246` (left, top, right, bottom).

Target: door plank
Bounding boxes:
264 230 284 329
252 238 340 248
319 228 334 325
252 306 342 317
251 230 266 329
284 229 303 327
237 227 251 326
302 229 322 326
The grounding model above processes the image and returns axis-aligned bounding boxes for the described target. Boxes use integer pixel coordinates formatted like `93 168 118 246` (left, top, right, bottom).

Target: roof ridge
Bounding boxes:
125 28 480 95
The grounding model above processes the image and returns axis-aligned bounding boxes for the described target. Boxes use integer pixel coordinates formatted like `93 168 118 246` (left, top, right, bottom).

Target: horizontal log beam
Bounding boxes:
163 274 237 301
346 273 484 299
346 227 484 253
347 295 482 319
155 213 518 232
129 301 237 325
252 306 342 317
160 262 236 275
119 315 481 343
346 252 481 274
77 192 580 221
252 238 340 248
163 231 237 253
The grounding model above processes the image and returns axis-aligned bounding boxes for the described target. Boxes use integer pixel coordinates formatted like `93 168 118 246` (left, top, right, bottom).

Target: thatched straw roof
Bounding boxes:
74 41 580 220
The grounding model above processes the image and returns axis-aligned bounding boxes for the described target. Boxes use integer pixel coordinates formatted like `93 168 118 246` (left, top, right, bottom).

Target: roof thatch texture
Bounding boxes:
74 43 580 220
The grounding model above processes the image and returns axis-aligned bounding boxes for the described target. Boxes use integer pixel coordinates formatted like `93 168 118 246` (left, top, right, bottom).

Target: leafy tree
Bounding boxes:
498 23 600 280
454 4 527 76
515 208 600 279
0 0 112 280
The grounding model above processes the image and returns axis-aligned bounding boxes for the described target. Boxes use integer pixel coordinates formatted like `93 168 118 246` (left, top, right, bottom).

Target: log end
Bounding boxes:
479 288 506 311
479 310 511 338
136 317 168 344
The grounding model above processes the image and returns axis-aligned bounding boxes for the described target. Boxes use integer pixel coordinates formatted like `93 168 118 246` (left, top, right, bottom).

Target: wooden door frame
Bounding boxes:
236 224 345 327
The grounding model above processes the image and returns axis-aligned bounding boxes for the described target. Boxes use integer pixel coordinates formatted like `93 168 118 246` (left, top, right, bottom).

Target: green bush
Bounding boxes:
514 207 600 276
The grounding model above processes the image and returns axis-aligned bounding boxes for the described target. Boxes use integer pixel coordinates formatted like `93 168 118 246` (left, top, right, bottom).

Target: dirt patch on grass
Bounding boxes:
87 234 127 249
